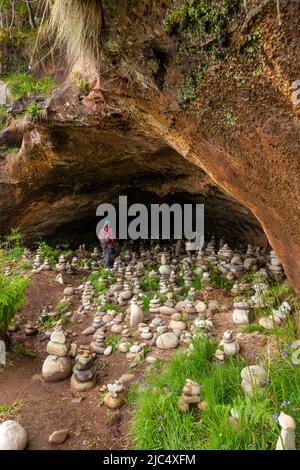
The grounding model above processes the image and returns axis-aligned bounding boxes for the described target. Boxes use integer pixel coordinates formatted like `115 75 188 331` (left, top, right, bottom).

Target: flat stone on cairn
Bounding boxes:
149 297 161 313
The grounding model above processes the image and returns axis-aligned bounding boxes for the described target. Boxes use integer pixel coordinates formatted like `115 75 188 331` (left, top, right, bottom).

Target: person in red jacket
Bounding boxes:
99 220 117 267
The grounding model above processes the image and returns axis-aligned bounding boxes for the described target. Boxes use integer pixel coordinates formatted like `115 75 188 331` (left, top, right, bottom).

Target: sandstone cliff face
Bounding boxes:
1 1 300 292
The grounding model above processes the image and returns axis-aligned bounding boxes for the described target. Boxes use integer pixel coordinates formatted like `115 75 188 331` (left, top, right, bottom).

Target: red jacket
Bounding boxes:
99 226 116 249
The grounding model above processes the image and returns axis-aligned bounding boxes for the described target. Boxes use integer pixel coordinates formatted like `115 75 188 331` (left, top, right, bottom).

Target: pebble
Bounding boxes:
156 332 179 350
48 429 69 445
104 346 113 356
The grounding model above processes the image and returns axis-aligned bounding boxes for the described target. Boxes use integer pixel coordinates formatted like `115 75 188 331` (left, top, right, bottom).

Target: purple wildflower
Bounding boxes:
280 351 288 358
158 415 163 421
280 400 291 408
157 425 163 433
273 413 279 423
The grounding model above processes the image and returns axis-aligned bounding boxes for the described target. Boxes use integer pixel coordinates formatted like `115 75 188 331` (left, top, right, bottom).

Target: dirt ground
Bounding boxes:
0 272 271 450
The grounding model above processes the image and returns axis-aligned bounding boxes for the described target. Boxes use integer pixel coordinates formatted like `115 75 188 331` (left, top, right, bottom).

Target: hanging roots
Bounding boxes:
50 0 103 68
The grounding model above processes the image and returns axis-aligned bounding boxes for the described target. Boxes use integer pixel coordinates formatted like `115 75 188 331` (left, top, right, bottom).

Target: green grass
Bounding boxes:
40 313 72 330
140 275 159 292
130 337 300 450
240 324 275 336
102 303 122 313
11 343 37 358
5 74 56 100
56 299 72 315
0 399 23 420
105 334 122 351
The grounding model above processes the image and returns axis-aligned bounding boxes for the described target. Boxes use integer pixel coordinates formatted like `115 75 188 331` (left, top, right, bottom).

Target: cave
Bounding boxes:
1 123 267 253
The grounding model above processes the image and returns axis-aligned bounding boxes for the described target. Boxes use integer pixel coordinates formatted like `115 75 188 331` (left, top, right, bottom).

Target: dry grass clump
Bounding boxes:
50 0 103 69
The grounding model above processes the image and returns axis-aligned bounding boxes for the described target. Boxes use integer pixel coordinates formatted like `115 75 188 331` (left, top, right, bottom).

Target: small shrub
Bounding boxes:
76 77 89 95
26 102 42 121
6 74 56 99
0 274 28 338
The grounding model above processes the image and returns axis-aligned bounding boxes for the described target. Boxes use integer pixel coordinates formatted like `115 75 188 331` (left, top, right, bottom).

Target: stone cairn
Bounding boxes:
276 412 296 450
240 365 268 397
232 299 251 325
42 321 72 382
103 381 126 410
55 254 67 272
178 379 204 412
268 250 284 279
70 346 96 392
218 330 240 358
81 281 94 311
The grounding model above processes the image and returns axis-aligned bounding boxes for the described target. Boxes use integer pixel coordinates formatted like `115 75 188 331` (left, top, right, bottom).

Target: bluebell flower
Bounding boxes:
157 425 163 433
280 400 291 408
158 415 163 421
273 413 279 423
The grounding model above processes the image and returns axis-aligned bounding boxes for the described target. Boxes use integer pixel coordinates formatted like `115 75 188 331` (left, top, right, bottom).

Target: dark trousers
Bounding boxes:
103 246 113 267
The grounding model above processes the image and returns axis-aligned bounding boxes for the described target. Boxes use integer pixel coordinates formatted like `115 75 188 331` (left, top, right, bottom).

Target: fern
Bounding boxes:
0 274 28 337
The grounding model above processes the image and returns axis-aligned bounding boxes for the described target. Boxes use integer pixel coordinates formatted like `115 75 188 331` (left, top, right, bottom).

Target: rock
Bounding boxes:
129 344 142 354
49 429 69 445
229 416 240 432
118 373 135 384
46 341 70 357
241 365 268 384
130 303 144 328
146 355 158 364
70 374 96 392
111 323 123 333
278 412 296 431
49 330 66 345
42 356 72 382
103 392 125 410
0 420 28 450
104 345 113 356
169 320 186 331
195 301 207 314
63 287 74 296
159 306 177 315
156 332 179 350
258 316 274 329
82 326 96 336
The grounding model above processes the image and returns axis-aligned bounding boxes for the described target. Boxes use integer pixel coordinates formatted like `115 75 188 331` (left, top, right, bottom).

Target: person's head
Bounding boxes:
103 219 110 232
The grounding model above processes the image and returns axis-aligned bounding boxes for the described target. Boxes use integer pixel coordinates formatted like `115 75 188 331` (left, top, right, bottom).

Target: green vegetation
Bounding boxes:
164 0 241 45
177 63 207 108
207 263 232 289
0 274 28 338
36 241 58 265
40 313 72 330
11 343 37 358
76 77 89 95
0 399 23 420
222 108 238 126
105 334 122 351
102 303 122 313
140 275 159 292
26 102 41 120
5 74 56 100
130 336 300 450
2 228 24 260
56 299 72 315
